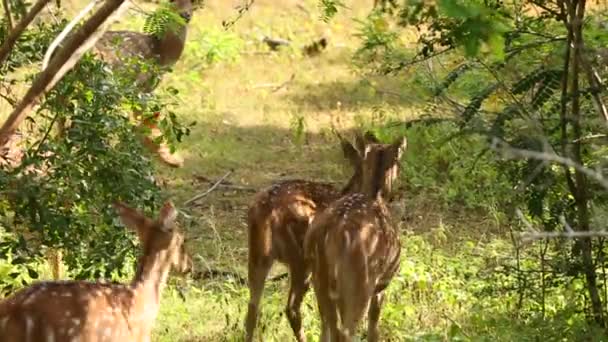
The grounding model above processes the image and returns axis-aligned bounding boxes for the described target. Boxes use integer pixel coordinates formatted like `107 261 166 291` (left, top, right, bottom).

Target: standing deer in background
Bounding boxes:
245 133 377 342
95 0 193 168
54 0 194 168
304 132 407 342
0 200 192 341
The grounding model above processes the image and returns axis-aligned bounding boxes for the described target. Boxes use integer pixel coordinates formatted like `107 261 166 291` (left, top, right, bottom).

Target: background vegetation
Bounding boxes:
1 0 607 341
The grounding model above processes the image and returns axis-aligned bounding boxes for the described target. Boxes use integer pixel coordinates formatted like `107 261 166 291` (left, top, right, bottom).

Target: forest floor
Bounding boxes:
3 0 567 340
140 1 502 341
144 1 446 340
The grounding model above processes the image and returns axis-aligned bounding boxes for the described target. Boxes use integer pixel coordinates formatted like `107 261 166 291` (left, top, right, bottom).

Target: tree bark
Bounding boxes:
2 0 13 30
0 0 130 148
0 0 51 65
568 0 605 327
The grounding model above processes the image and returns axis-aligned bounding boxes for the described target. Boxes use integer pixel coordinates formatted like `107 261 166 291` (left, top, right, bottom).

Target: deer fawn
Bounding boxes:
0 201 192 341
244 133 376 342
304 132 407 342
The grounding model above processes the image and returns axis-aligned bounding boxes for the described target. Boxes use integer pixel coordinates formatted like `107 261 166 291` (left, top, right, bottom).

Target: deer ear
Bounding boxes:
113 201 147 232
363 131 380 144
159 201 178 231
388 136 407 161
341 139 361 167
354 132 367 152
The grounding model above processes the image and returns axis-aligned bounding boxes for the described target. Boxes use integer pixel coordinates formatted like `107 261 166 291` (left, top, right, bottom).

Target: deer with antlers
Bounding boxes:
244 132 373 342
304 132 407 342
0 200 191 341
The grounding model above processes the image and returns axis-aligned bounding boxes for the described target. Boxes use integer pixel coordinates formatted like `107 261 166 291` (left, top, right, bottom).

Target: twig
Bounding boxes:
0 91 16 106
0 0 131 148
222 0 255 30
521 230 608 241
2 0 13 30
517 208 608 241
184 170 233 206
384 47 454 74
0 0 52 65
271 73 295 93
191 268 287 285
578 50 608 123
193 175 257 192
491 138 608 191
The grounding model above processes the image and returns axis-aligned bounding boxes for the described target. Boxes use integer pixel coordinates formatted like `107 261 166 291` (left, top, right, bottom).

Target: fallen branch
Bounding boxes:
0 0 52 65
0 0 131 148
271 73 295 93
193 174 257 192
191 268 288 285
184 170 233 206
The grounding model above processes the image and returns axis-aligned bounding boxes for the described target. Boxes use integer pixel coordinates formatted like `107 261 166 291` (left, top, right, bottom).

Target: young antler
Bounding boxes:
304 132 407 342
244 131 377 342
0 200 191 341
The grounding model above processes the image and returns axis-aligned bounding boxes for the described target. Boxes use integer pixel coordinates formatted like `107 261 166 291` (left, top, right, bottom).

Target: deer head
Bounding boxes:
0 201 192 341
338 131 407 199
156 0 194 66
113 201 192 279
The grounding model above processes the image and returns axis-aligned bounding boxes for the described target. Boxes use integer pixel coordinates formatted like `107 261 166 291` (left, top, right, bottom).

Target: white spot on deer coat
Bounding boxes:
45 324 56 342
23 315 35 342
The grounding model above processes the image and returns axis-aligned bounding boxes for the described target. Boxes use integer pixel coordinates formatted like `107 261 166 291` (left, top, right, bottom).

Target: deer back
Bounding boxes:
92 0 193 91
246 133 367 262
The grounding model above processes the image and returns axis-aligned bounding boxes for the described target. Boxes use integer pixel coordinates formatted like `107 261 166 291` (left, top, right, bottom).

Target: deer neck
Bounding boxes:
130 250 172 317
156 24 188 66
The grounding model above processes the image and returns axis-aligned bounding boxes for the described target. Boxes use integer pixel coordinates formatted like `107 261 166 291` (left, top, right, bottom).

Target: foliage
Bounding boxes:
0 10 191 284
318 0 345 22
337 0 608 334
187 28 243 66
143 2 188 39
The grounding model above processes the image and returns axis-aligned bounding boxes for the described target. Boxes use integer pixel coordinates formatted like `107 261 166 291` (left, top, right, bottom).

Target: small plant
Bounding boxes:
289 112 307 146
143 2 188 39
188 28 243 66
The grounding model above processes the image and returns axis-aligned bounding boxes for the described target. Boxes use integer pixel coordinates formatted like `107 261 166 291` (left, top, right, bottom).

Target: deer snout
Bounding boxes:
180 12 192 22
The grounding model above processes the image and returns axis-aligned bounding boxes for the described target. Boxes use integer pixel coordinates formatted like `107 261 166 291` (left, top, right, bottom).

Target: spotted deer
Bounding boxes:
0 200 192 341
304 133 407 342
50 0 194 168
244 132 381 342
98 0 193 168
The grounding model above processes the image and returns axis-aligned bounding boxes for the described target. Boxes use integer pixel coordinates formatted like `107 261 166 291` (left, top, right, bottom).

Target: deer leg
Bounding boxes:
313 276 339 342
133 108 184 168
285 266 310 342
367 292 384 342
245 256 272 342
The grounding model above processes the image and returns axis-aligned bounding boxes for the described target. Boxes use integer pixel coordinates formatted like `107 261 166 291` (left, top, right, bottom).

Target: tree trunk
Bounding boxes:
0 0 52 65
0 0 130 148
567 0 605 327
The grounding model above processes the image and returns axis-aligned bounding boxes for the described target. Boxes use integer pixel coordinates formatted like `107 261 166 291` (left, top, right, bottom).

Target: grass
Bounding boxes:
138 1 502 340
2 0 605 341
